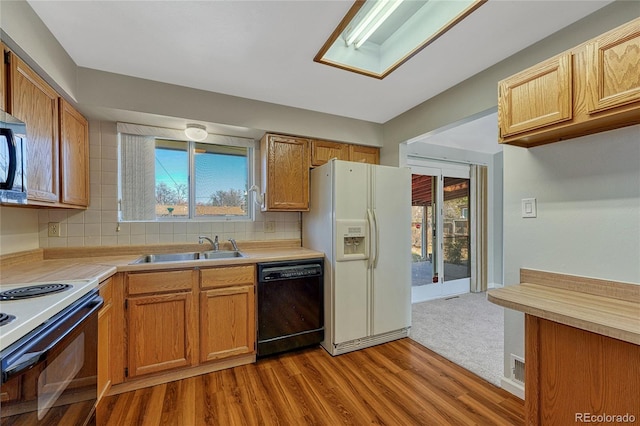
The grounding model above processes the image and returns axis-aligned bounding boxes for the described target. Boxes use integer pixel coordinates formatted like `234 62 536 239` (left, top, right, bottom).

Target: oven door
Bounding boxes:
0 292 103 425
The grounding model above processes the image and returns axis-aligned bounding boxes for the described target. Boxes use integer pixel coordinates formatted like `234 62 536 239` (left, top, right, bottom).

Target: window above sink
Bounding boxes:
117 122 257 223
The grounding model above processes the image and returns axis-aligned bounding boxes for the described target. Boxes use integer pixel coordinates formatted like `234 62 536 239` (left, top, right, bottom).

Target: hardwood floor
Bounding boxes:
98 338 524 425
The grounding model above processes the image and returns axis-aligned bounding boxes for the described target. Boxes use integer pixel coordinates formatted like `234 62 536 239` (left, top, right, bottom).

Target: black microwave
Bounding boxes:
0 111 27 204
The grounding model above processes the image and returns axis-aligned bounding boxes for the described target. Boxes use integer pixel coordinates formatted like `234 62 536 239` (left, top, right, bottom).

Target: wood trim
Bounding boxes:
110 273 125 386
520 268 640 303
524 314 540 426
106 353 255 396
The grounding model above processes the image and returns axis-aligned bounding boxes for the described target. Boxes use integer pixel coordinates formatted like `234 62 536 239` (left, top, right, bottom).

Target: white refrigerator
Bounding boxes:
303 159 412 356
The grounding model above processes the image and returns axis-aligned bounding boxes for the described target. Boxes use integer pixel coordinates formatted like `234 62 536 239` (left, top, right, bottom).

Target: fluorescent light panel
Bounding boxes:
315 0 487 79
354 0 404 49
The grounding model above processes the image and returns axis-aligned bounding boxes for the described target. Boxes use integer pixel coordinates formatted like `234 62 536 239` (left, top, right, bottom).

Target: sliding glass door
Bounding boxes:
410 164 471 303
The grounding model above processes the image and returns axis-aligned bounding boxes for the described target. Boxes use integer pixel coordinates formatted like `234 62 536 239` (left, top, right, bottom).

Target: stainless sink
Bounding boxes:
131 250 244 264
199 250 244 259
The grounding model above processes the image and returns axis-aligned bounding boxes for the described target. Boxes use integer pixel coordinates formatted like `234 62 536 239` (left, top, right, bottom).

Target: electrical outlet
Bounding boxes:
264 221 276 233
48 222 61 237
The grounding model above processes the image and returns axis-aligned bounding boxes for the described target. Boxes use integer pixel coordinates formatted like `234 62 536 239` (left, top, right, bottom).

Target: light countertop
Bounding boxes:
0 243 324 285
488 269 640 345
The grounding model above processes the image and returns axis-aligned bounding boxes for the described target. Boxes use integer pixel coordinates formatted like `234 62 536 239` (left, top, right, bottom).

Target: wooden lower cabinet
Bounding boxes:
125 269 198 379
113 265 256 390
525 315 640 425
127 292 197 377
200 265 256 362
200 285 255 362
97 277 113 403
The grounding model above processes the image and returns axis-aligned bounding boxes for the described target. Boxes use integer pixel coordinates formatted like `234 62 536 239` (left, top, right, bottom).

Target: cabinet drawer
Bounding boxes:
127 270 195 295
201 265 255 289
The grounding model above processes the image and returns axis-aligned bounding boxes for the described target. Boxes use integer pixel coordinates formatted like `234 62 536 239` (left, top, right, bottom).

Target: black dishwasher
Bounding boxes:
257 259 324 357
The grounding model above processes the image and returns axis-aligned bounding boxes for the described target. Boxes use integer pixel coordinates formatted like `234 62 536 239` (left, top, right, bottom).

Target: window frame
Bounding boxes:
117 122 257 222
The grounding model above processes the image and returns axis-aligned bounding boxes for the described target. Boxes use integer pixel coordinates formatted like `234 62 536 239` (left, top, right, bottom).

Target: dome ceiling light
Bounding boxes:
184 123 208 141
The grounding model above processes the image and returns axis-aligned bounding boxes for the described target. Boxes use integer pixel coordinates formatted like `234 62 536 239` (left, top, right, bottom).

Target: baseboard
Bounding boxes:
501 377 524 400
324 328 410 356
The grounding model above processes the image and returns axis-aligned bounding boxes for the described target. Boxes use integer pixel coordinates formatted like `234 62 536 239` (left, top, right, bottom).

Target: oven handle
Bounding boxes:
2 294 103 382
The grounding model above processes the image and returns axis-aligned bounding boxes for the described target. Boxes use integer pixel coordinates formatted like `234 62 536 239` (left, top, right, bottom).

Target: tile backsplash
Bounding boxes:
37 121 301 249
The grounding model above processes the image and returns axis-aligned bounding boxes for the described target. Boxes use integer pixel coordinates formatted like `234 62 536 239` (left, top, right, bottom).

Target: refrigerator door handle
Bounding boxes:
372 209 380 269
367 208 377 269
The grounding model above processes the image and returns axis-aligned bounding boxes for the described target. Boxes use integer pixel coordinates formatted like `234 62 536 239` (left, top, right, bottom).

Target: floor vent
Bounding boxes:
510 354 525 385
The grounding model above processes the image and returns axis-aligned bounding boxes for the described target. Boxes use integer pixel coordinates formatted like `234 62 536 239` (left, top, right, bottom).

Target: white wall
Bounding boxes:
502 125 640 377
0 207 39 254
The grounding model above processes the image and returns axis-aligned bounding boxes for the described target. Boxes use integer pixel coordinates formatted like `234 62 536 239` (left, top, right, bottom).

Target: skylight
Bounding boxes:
315 0 486 79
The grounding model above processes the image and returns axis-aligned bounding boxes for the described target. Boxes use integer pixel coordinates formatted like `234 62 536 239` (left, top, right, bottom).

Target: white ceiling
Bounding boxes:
24 1 617 155
27 0 613 127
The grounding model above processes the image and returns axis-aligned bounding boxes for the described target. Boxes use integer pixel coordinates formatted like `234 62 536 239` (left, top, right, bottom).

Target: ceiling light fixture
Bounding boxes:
184 123 208 141
315 0 486 79
345 0 404 49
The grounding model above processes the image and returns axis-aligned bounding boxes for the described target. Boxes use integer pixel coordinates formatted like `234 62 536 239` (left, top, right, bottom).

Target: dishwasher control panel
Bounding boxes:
258 259 323 282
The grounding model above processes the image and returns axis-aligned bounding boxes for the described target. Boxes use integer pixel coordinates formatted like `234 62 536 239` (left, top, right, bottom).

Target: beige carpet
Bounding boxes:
410 291 504 386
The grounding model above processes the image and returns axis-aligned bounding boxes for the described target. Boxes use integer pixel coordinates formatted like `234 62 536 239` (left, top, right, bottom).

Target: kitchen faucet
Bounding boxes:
198 235 219 251
228 238 239 251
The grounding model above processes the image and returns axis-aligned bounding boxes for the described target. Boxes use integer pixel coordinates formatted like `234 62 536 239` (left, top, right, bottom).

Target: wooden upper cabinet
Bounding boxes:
349 144 380 164
7 51 59 202
499 17 640 147
498 53 573 137
1 44 6 111
586 19 640 114
311 139 349 167
59 99 89 206
260 133 310 211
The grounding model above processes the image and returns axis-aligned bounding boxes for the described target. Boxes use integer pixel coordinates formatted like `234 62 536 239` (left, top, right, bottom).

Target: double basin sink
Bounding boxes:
132 250 244 264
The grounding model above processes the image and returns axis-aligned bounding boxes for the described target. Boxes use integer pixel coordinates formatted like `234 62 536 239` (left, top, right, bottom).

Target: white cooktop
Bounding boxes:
0 279 99 352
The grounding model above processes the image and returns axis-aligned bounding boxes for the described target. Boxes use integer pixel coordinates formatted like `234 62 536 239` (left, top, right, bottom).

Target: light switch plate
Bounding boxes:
521 198 537 218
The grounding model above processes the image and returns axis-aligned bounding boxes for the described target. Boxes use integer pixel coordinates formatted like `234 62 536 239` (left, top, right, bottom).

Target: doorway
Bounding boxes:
410 164 470 303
